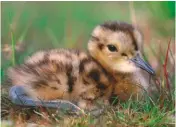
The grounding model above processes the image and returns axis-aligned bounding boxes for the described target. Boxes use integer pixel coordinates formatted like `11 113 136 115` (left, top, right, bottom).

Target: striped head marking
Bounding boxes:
88 21 155 75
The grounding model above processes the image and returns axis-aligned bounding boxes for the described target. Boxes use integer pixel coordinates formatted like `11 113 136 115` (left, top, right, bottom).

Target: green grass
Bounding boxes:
10 30 16 66
1 1 175 127
1 93 175 127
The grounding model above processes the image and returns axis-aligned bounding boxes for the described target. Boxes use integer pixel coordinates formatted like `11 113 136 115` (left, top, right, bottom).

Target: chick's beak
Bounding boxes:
130 54 155 75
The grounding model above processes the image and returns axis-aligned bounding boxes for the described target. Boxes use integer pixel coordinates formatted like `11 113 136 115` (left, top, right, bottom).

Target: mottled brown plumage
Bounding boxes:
8 49 114 110
8 21 155 110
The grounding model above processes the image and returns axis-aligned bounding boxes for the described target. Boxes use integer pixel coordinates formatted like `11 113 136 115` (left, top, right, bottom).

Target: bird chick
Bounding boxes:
88 21 155 101
8 21 155 110
8 49 114 110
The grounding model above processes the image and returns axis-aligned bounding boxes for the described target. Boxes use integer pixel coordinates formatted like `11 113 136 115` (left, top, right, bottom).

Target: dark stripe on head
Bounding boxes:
101 21 138 50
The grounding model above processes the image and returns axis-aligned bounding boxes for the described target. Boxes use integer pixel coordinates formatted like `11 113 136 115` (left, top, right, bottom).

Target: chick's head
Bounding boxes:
88 21 155 75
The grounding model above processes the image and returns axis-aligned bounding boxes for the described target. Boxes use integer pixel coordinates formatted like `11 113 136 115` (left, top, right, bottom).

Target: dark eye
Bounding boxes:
107 45 117 52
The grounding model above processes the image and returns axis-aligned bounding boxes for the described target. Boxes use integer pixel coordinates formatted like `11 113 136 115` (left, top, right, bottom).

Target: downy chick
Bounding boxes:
88 21 155 102
8 21 155 109
8 49 114 110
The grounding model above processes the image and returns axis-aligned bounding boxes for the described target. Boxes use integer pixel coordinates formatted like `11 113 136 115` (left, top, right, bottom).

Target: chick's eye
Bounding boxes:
107 45 117 52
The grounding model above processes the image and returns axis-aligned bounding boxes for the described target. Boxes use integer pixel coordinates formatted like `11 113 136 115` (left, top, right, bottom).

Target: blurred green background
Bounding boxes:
1 1 175 83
